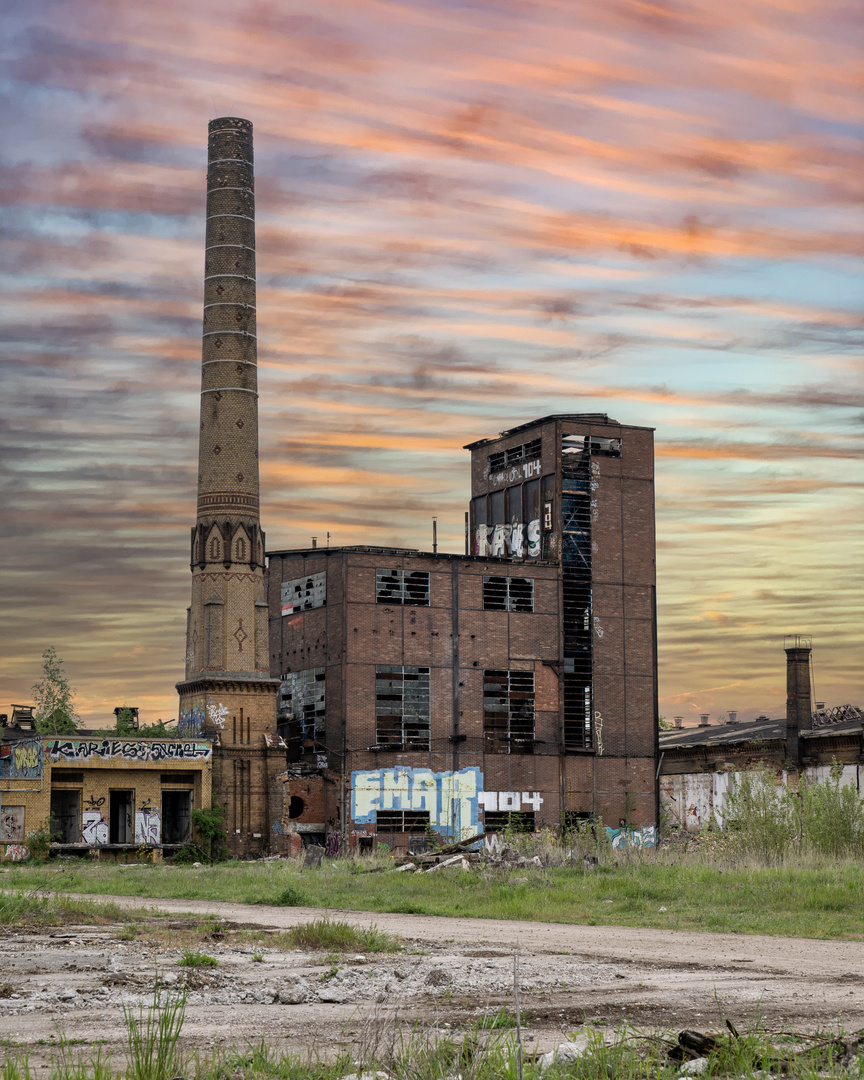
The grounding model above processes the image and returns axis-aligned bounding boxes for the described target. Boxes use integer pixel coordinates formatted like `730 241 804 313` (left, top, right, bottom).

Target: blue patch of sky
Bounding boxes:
0 206 198 239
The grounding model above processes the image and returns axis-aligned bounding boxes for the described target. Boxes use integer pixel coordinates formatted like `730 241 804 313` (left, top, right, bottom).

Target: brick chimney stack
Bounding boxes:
176 119 279 856
784 634 812 764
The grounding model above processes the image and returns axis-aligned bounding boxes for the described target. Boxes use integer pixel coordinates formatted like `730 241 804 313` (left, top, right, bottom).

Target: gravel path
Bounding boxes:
0 889 861 1070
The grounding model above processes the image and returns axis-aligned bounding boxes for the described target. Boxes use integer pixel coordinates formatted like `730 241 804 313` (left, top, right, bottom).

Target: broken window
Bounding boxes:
489 438 541 473
376 810 431 832
482 576 534 612
483 810 536 833
375 568 430 606
483 669 535 754
279 667 326 745
375 666 431 749
562 432 621 457
281 571 326 616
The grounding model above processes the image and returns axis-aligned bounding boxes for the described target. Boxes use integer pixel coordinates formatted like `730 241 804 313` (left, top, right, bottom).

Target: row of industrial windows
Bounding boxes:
281 570 535 613
376 809 537 834
279 665 538 754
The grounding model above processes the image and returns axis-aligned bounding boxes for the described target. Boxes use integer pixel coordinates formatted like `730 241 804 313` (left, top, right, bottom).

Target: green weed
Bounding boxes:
178 947 219 968
122 979 187 1080
286 916 400 953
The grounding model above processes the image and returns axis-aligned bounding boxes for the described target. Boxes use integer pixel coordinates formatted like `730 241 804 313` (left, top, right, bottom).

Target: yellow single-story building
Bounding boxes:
0 733 212 860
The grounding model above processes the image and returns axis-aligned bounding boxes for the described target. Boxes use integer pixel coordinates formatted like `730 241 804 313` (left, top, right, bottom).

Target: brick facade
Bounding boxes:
268 409 659 852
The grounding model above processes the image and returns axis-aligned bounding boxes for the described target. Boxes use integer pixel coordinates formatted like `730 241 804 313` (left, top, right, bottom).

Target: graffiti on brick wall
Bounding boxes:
82 796 108 845
207 698 229 730
135 801 161 845
477 791 543 812
0 738 43 778
48 740 212 763
352 767 483 839
3 844 29 861
82 811 109 845
1 806 25 842
178 695 206 737
605 824 657 849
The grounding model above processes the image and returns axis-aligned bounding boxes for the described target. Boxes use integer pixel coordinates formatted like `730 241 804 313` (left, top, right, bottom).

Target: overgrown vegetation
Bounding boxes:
285 916 400 953
4 767 864 940
0 890 164 929
171 804 229 864
724 763 864 862
2 1006 863 1080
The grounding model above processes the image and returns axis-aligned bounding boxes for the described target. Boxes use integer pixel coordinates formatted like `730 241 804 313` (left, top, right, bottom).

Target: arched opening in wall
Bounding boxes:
209 537 221 560
235 537 246 560
288 795 305 819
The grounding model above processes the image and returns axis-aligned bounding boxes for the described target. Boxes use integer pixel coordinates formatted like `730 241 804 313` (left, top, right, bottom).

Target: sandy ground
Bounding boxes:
2 892 863 1070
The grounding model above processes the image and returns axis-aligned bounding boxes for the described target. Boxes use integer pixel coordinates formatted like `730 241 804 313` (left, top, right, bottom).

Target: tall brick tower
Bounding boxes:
177 117 280 856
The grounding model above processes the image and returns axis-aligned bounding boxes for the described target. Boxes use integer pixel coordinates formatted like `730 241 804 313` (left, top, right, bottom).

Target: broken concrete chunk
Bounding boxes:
677 1058 709 1076
538 1043 582 1074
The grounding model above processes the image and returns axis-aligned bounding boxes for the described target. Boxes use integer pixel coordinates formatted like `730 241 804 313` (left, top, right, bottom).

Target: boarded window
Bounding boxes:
375 667 431 749
483 669 535 754
375 568 430 606
279 668 326 742
483 810 536 833
376 810 431 832
281 571 326 616
482 576 534 612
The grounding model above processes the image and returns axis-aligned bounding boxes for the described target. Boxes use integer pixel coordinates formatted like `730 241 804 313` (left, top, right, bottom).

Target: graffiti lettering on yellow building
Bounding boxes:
48 740 212 763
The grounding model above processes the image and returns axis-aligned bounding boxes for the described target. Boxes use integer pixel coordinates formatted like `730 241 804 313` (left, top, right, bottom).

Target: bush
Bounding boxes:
799 765 864 858
24 823 53 863
190 804 228 863
723 765 793 863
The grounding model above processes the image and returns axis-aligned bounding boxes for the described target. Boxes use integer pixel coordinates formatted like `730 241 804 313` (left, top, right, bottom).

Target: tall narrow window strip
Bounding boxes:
375 568 430 606
483 669 535 754
375 666 431 749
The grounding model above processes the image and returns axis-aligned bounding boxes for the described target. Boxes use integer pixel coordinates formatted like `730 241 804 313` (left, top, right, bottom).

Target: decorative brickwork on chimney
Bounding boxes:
176 118 282 857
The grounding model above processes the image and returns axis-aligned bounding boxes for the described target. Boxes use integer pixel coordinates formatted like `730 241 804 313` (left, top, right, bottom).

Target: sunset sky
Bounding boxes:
1 0 861 728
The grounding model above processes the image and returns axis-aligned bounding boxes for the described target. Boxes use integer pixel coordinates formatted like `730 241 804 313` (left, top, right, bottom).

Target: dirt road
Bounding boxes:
2 891 862 1068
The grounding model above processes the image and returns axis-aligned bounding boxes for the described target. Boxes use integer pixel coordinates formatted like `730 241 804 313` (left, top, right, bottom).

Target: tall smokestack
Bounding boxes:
784 634 812 764
176 118 279 855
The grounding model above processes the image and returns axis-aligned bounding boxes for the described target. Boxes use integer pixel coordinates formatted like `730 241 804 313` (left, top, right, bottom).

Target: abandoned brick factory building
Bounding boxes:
0 118 658 861
173 117 659 859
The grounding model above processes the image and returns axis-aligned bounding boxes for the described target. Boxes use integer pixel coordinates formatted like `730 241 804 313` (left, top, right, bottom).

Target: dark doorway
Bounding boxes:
161 790 192 844
110 790 133 844
50 790 80 843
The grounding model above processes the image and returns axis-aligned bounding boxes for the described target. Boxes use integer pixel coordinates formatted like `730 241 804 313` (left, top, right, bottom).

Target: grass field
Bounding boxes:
3 853 863 940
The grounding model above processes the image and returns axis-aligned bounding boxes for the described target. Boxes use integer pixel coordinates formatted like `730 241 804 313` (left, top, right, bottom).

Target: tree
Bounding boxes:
114 706 137 736
32 646 79 735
